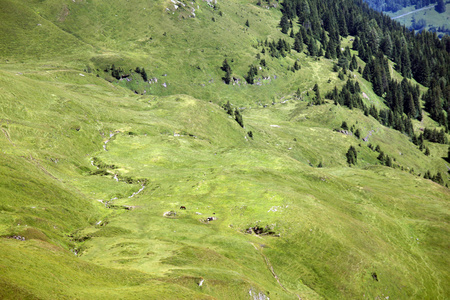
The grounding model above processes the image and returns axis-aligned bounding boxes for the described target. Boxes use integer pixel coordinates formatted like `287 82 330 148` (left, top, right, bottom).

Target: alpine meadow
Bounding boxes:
0 0 449 299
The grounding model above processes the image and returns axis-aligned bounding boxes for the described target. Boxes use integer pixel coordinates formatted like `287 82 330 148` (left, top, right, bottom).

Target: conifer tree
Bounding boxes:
341 121 349 131
280 15 289 34
313 83 322 104
245 65 258 84
433 172 444 185
385 155 393 167
349 55 358 71
355 81 361 93
436 0 446 13
141 68 148 82
338 13 348 37
400 47 412 78
293 36 303 52
295 29 304 44
377 151 385 162
307 37 318 56
234 108 244 127
223 101 233 116
352 36 360 51
221 59 232 84
346 146 357 165
404 93 415 117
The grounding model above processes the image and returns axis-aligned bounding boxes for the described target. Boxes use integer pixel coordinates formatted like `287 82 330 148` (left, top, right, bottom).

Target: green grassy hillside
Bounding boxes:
0 0 449 299
386 3 450 37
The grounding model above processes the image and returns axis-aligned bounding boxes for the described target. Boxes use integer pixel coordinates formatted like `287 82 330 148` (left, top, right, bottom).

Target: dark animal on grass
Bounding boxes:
180 206 186 210
371 272 378 281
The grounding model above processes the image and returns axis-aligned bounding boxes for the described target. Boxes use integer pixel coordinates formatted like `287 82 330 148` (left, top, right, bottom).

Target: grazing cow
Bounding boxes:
180 206 186 210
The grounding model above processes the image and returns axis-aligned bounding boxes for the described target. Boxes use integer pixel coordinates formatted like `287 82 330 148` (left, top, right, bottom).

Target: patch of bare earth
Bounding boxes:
58 5 69 22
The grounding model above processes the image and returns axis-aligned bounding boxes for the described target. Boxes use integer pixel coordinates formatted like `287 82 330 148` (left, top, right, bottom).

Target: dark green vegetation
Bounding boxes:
0 0 449 299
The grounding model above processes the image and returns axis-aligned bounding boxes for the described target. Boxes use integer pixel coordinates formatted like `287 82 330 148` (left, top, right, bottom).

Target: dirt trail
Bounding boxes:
392 4 436 19
1 128 15 146
252 243 302 300
26 154 58 180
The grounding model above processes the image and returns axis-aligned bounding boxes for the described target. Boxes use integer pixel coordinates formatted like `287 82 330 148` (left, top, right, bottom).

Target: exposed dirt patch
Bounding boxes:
58 5 70 22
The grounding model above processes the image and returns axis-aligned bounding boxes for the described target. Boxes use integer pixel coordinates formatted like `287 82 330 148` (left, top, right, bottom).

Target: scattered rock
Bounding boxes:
334 129 353 135
249 288 270 300
198 278 204 287
7 235 26 241
164 211 177 217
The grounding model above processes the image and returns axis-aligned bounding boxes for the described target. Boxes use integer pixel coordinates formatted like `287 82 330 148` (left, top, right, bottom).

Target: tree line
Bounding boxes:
278 0 450 132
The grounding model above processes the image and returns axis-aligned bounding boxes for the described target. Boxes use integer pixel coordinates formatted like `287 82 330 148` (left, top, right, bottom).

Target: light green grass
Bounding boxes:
386 3 450 37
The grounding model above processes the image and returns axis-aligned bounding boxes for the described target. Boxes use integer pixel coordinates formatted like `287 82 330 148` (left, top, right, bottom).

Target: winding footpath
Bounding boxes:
252 242 303 299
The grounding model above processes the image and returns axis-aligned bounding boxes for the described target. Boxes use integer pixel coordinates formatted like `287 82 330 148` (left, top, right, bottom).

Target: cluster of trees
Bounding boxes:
340 121 362 139
437 24 450 35
359 49 423 120
369 143 446 186
221 37 304 85
312 83 323 104
377 151 394 167
291 60 301 72
423 83 450 130
422 127 448 144
256 0 274 7
327 80 363 109
223 101 244 127
245 65 259 84
424 170 445 185
328 81 416 137
104 65 148 82
134 67 148 82
259 38 292 58
411 17 427 31
105 64 125 80
279 0 450 131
